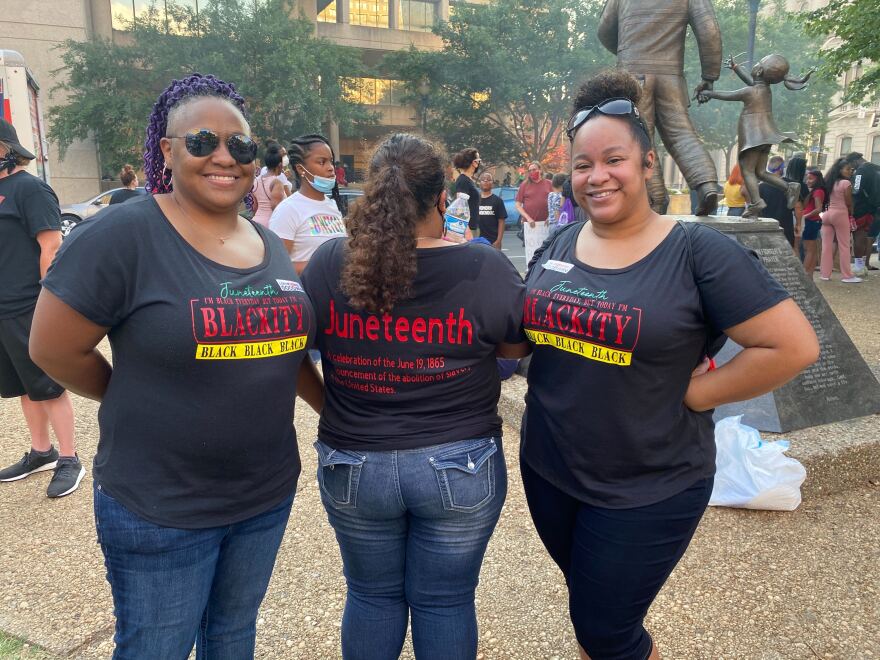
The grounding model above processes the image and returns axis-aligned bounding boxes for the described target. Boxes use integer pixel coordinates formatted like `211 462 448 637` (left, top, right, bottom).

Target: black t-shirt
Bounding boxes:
455 173 480 230
0 171 61 319
302 238 525 451
853 162 880 217
108 188 143 205
522 222 789 508
758 182 794 246
477 193 507 243
43 196 314 528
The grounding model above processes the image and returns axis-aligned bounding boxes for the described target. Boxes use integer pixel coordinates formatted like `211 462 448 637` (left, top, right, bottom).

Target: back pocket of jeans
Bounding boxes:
314 440 366 508
429 438 498 512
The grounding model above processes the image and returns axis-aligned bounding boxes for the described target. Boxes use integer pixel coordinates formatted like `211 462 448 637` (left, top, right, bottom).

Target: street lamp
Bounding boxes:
747 0 760 69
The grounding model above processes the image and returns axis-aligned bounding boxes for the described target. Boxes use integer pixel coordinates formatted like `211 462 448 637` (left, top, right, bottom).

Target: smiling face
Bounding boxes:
806 172 819 189
159 96 255 213
842 163 854 179
570 114 653 226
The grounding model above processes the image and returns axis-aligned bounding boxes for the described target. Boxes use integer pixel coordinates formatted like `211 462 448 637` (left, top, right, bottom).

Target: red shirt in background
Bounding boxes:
516 178 553 222
335 166 347 187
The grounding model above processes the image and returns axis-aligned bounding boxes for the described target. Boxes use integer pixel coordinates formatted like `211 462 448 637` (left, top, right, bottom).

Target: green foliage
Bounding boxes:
49 0 373 175
803 0 880 104
384 0 613 166
687 0 838 176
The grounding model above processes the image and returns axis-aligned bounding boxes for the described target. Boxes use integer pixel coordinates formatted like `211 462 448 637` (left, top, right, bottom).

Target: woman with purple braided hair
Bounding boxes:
29 73 324 658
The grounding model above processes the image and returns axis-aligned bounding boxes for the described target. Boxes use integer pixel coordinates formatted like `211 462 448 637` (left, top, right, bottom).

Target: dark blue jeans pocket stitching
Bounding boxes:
314 440 366 508
430 438 497 512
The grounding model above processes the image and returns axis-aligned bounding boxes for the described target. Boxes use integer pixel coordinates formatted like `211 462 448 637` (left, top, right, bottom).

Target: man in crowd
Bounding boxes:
0 119 82 497
477 171 507 250
846 152 880 274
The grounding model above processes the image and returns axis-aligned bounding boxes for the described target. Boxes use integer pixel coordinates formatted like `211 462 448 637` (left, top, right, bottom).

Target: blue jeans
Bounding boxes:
315 436 507 660
94 483 293 660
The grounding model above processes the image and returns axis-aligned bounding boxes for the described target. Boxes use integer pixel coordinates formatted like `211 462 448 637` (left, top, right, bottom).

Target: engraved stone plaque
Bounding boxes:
676 215 880 432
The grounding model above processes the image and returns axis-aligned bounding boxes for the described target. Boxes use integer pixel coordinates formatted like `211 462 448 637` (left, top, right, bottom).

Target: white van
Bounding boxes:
0 49 49 183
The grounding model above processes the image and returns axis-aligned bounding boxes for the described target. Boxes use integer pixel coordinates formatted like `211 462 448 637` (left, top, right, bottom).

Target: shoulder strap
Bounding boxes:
525 221 583 278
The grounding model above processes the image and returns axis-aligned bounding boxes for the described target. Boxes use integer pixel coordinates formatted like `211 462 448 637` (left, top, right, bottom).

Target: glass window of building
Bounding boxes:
318 0 337 23
400 0 435 32
871 135 880 165
110 0 135 30
343 78 402 105
839 136 852 157
351 0 389 27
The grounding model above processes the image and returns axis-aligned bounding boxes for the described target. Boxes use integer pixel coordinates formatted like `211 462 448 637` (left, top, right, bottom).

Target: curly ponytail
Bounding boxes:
340 133 446 314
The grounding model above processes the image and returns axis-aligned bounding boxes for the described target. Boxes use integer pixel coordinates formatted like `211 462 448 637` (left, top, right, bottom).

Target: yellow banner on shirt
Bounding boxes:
526 329 632 367
195 335 308 360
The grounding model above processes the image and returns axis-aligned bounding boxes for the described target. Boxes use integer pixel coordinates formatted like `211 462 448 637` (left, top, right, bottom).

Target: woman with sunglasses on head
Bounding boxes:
301 133 528 660
28 73 322 659
520 70 818 660
269 134 347 275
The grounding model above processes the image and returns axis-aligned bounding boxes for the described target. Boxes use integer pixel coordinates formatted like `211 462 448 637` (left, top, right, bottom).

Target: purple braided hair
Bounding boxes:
143 73 255 210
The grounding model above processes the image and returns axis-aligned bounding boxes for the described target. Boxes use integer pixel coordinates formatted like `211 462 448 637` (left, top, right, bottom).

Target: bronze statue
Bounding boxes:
698 54 813 218
598 0 722 215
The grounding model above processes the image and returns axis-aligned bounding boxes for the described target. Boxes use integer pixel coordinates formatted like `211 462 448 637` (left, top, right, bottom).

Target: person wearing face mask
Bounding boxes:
516 161 554 264
453 147 482 234
269 134 346 275
260 139 292 194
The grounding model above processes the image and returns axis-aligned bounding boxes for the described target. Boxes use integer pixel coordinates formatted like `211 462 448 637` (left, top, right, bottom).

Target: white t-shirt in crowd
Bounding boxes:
269 191 346 263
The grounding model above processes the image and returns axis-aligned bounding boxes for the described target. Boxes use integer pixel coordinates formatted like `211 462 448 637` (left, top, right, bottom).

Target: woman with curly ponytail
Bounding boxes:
301 132 529 659
30 73 323 658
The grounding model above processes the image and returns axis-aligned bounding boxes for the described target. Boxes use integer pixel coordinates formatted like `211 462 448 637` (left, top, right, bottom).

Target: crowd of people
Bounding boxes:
0 66 839 660
720 151 880 283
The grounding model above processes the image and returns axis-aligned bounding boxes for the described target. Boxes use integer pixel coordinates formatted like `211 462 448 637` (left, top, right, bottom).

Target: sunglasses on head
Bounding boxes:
565 98 646 141
166 129 258 164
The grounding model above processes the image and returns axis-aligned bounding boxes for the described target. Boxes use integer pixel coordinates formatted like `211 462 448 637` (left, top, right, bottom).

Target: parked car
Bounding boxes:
60 187 147 236
336 187 363 216
492 186 521 228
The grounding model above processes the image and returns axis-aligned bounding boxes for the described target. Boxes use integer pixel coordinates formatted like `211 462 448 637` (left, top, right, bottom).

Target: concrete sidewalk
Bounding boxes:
0 276 878 659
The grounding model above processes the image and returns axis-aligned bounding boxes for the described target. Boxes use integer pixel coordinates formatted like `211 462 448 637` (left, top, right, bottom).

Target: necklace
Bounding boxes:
415 236 442 241
171 193 235 245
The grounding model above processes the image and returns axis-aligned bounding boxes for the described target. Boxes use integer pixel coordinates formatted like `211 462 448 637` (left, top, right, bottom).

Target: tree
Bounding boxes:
49 0 374 175
384 0 613 166
687 0 838 177
803 0 880 104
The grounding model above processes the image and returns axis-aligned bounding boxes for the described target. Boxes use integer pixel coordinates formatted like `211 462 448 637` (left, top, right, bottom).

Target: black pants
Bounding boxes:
521 460 713 660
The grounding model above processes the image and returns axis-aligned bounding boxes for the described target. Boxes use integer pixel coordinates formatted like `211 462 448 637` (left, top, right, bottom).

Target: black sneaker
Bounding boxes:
0 447 59 482
47 455 86 498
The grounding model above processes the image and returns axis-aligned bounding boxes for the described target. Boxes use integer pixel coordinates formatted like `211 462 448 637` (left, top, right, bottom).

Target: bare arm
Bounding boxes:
29 290 112 401
597 0 620 54
296 358 324 413
35 230 62 278
494 219 505 248
515 201 533 225
269 179 286 210
497 341 531 359
684 299 819 412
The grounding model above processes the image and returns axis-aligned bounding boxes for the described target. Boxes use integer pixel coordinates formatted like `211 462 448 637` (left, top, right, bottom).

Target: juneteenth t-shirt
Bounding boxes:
522 222 789 508
302 238 526 451
42 195 314 528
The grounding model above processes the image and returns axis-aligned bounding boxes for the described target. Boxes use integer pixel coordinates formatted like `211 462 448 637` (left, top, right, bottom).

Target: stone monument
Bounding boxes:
674 215 880 432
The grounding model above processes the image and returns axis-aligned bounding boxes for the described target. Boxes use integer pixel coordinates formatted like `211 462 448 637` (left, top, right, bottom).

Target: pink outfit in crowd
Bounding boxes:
251 174 279 228
820 179 853 280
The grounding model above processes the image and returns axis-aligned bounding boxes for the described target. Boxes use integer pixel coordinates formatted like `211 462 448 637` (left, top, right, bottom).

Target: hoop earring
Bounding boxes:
161 165 172 190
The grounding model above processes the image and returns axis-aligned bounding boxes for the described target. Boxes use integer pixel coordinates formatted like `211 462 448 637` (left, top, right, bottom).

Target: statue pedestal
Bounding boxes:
675 215 880 432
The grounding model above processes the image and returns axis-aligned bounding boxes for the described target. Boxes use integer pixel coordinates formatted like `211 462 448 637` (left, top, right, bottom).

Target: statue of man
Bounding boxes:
598 0 722 215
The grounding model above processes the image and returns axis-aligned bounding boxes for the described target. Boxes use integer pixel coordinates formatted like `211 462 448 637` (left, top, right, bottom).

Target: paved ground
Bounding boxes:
0 271 878 659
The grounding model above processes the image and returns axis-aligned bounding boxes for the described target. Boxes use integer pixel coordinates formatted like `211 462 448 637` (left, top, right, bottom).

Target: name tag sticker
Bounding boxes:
543 260 574 273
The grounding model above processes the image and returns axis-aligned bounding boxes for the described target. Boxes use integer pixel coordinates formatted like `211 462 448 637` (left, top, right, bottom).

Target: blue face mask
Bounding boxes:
301 166 336 194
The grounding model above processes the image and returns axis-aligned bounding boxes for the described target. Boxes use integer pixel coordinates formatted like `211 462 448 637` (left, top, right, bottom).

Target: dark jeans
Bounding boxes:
94 483 293 659
521 460 712 660
316 436 506 660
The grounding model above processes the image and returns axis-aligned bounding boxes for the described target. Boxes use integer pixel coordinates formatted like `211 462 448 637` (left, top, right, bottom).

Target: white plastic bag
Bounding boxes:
709 416 806 511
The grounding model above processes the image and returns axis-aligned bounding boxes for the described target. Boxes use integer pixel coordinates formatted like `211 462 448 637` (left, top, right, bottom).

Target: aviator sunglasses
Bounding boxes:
565 98 648 141
166 129 258 164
